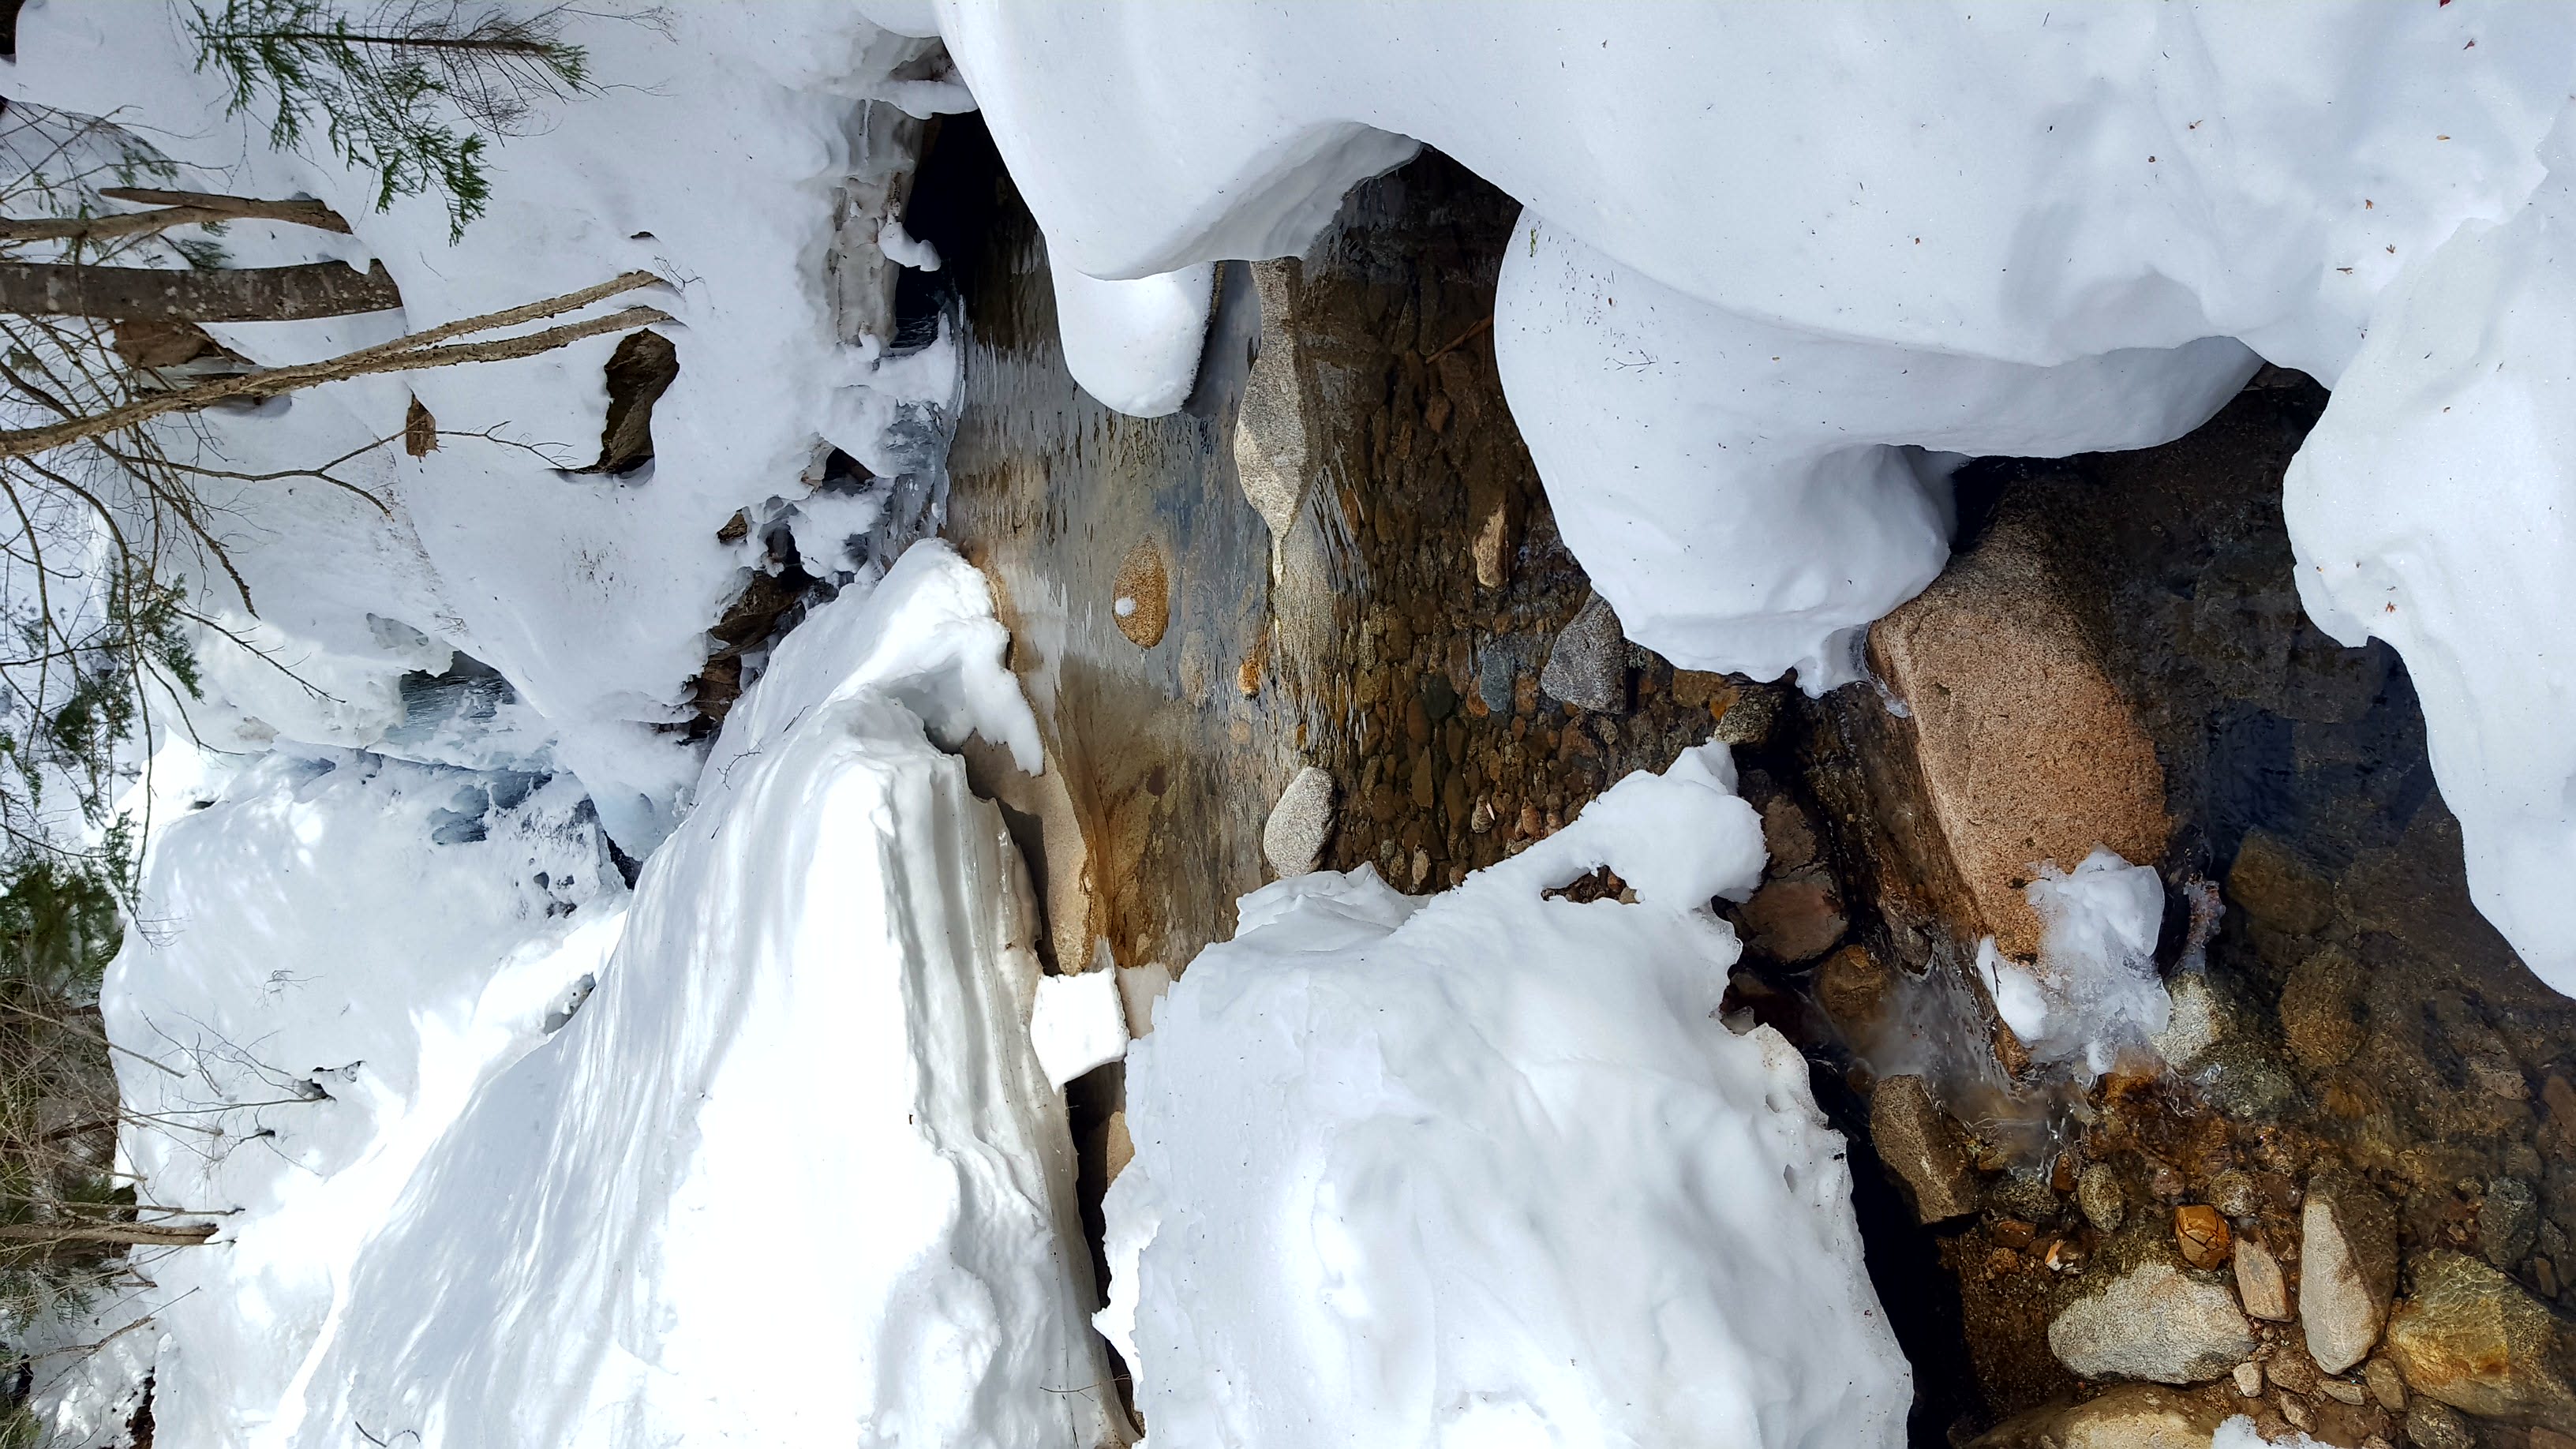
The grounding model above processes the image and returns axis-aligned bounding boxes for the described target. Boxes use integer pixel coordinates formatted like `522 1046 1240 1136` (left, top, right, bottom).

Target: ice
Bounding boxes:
888 0 2576 989
1101 743 1907 1447
1978 849 2171 1080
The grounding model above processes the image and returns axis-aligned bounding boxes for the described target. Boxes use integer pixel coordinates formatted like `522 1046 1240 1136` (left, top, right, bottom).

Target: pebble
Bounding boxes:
2235 1234 2292 1322
2175 1204 2232 1270
2234 1362 2265 1398
2319 1379 2366 1406
2078 1162 2127 1233
2209 1168 2260 1221
2402 1401 2473 1449
2364 1357 2407 1413
2047 1261 2256 1385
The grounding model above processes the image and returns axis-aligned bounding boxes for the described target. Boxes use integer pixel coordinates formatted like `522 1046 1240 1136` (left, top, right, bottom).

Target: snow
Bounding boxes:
882 0 2576 990
103 545 1117 1447
1046 256 1217 417
1978 849 2171 1080
5 2 964 852
1030 968 1129 1087
1100 743 1909 1447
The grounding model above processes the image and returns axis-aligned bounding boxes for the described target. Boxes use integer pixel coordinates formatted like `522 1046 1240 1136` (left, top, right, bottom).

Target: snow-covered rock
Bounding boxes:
1101 743 1908 1447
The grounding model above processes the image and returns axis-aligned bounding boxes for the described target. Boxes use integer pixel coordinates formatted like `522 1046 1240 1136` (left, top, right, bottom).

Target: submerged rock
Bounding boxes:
2303 1171 2399 1373
2079 1163 2129 1233
2234 1234 2291 1322
1969 1383 2229 1449
2383 1250 2576 1425
2479 1177 2539 1270
2402 1400 2475 1449
1869 1073 1978 1223
2048 1262 2256 1386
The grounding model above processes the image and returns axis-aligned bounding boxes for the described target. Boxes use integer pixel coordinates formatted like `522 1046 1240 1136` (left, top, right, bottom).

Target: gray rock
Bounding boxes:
2383 1249 2576 1426
2209 1169 2260 1221
2048 1262 2257 1386
2079 1163 2128 1233
2480 1176 2540 1269
2234 1234 2291 1321
1234 260 1312 537
1261 766 1335 878
1869 1074 1979 1223
1539 593 1627 713
2303 1170 2399 1373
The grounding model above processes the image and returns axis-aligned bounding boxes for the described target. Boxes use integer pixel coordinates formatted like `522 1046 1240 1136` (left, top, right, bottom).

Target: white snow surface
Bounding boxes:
102 547 1117 1448
6 2 960 851
1048 256 1218 417
874 0 2576 991
1977 849 2171 1080
1101 743 1909 1448
1030 967 1129 1088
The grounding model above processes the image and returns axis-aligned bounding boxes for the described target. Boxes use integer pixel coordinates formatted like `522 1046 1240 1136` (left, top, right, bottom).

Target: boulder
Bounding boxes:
2279 946 2366 1071
2383 1249 2576 1425
1869 1074 1978 1222
2303 1171 2399 1373
1539 593 1627 713
1868 519 2171 958
1969 1383 2230 1449
1261 766 1335 877
2048 1262 2257 1385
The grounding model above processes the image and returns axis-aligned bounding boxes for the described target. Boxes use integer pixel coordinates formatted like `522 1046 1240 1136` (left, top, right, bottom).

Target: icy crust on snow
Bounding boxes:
6 6 964 850
1102 743 1910 1449
883 0 2576 990
265 545 1103 1447
97 755 628 1449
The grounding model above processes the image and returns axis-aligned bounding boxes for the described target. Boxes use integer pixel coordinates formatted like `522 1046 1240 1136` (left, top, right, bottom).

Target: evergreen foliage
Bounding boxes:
189 0 592 240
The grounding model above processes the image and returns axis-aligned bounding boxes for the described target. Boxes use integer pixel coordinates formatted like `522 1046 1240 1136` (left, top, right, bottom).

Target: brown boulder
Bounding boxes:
1869 519 2170 957
2383 1250 2576 1425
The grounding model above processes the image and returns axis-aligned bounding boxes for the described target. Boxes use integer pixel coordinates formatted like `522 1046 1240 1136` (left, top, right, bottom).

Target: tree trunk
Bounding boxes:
0 1220 215 1246
0 258 401 322
0 189 353 245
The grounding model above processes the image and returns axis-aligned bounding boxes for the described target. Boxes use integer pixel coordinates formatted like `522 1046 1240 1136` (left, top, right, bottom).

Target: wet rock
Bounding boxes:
1111 538 1170 648
2383 1249 2576 1425
2176 1204 2233 1271
2281 946 2368 1071
2304 1171 2400 1373
2267 1341 2323 1395
2229 828 2335 937
1759 794 1821 872
1709 683 1780 746
2320 1378 2367 1406
1539 593 1627 713
2048 1261 2258 1385
1814 944 1891 1036
1739 870 1846 964
1262 766 1335 878
2235 1234 2293 1322
1867 518 2172 957
2365 1357 2409 1413
1968 1383 2229 1449
2080 1163 2129 1233
2402 1401 2474 1449
2209 1169 2260 1222
2234 1361 2266 1398
1996 1168 2066 1227
2481 1177 2540 1269
1870 1074 1979 1223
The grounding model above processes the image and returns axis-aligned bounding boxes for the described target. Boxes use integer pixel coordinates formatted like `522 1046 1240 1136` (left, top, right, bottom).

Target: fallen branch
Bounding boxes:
97 186 352 232
0 257 401 321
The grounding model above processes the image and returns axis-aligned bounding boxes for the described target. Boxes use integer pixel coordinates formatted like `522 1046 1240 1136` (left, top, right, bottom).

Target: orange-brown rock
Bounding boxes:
1111 538 1169 648
2175 1204 2232 1270
1869 519 2170 957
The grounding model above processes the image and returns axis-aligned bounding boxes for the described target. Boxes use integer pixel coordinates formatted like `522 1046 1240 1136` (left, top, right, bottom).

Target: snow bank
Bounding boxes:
1048 256 1218 417
879 0 2576 990
101 546 1115 1447
1978 849 2170 1080
96 754 627 1448
1102 743 1908 1448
